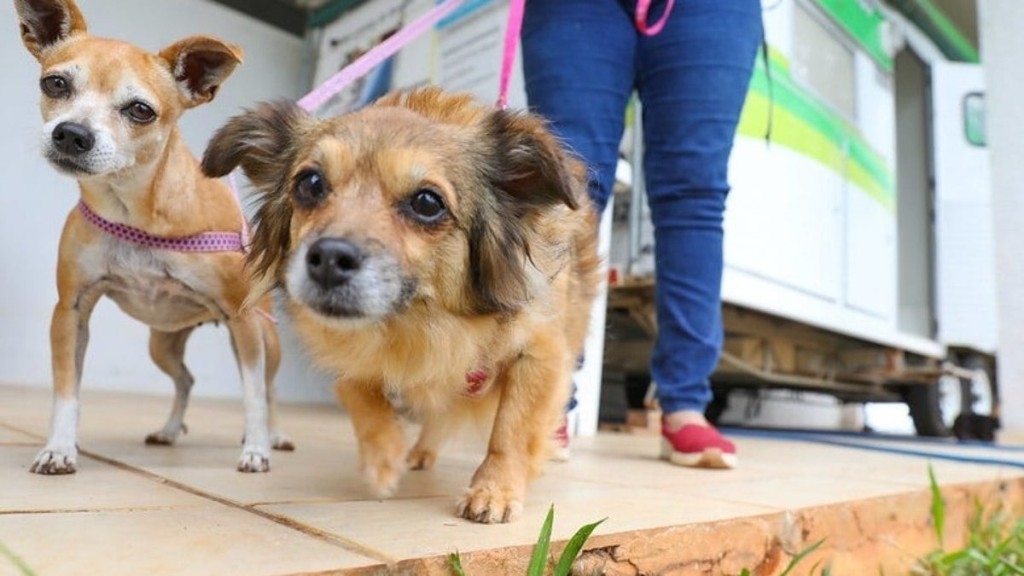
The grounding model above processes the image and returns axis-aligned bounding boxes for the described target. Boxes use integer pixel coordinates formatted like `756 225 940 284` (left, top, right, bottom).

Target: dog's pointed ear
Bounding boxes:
159 36 243 108
14 0 88 59
202 100 311 287
467 109 590 314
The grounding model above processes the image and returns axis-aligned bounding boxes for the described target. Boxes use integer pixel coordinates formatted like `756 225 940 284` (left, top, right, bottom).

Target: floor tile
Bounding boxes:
0 446 210 513
114 441 478 507
0 507 380 576
261 477 776 562
690 473 922 510
0 426 37 445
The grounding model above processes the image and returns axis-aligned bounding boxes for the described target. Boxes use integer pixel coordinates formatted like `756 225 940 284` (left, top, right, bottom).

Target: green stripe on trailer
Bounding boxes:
814 0 893 71
738 50 894 211
889 0 980 63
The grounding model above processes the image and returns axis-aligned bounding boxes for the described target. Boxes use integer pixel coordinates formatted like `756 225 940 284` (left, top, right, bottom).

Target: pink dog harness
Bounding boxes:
77 199 278 324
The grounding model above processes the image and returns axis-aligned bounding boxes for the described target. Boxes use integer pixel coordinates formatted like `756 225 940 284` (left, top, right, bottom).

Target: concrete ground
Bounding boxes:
1 384 1022 575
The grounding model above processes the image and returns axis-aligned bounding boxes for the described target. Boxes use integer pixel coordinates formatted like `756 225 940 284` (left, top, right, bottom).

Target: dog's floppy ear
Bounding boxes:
202 100 310 191
467 109 588 314
159 36 243 108
14 0 87 59
202 100 311 290
486 109 583 212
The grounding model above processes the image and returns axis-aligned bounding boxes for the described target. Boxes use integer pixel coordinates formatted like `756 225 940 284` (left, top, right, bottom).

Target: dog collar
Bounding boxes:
77 199 247 253
465 369 489 397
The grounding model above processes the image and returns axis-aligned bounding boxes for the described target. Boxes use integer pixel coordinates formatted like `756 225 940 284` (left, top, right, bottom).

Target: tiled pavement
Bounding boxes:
1 384 1021 575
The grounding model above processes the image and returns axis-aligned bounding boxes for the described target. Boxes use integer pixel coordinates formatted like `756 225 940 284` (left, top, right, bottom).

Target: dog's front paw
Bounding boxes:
271 432 295 452
30 447 78 475
456 484 524 524
237 449 270 473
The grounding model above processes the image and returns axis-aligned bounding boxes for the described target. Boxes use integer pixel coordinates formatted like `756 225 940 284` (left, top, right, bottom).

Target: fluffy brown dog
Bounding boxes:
201 88 600 523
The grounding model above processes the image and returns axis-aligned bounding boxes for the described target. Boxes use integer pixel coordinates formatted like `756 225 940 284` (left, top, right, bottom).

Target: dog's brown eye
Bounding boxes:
406 189 448 224
123 101 157 124
40 75 70 98
294 170 328 208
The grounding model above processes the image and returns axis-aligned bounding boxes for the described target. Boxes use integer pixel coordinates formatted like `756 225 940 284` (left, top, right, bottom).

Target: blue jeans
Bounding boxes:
522 0 762 414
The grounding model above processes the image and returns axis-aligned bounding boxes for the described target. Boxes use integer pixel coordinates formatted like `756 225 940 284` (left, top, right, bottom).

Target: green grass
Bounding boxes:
911 465 1024 576
449 506 605 576
740 538 830 576
0 540 36 576
768 464 1024 576
742 464 1023 576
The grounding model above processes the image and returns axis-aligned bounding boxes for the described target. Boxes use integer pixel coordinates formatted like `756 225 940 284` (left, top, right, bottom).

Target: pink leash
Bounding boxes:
496 0 524 109
298 0 467 112
634 0 674 36
300 0 524 112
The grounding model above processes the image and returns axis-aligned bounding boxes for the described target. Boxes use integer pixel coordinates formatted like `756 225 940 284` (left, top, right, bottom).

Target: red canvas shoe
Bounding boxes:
660 423 737 469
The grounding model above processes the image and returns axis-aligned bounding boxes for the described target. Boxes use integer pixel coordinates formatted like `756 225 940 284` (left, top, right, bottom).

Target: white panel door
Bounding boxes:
931 62 997 353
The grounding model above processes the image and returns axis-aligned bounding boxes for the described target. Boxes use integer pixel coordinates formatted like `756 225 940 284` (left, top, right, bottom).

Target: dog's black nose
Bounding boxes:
52 122 95 155
306 238 364 288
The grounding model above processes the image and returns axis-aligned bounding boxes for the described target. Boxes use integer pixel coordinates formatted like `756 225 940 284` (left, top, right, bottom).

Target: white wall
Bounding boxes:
0 0 336 403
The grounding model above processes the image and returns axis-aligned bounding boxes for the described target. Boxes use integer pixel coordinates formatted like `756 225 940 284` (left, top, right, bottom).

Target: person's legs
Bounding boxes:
523 0 637 458
522 0 636 213
637 0 762 466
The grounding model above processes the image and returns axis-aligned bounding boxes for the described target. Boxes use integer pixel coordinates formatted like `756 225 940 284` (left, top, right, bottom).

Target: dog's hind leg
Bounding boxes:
407 416 446 471
145 327 195 446
261 313 294 451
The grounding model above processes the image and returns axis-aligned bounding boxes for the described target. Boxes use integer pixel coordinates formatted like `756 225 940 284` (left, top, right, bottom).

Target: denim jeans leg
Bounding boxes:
521 0 637 214
637 0 762 414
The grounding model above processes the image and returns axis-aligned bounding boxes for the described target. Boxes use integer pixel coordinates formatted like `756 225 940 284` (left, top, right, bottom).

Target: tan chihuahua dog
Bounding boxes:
16 0 291 474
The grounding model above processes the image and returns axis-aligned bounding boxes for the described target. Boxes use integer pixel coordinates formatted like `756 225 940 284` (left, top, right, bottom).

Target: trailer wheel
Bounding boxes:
903 355 998 437
706 386 731 424
903 373 963 437
961 354 997 417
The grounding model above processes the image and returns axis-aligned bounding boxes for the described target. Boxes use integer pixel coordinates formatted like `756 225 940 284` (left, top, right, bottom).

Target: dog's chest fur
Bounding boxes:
293 304 531 410
77 234 225 331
